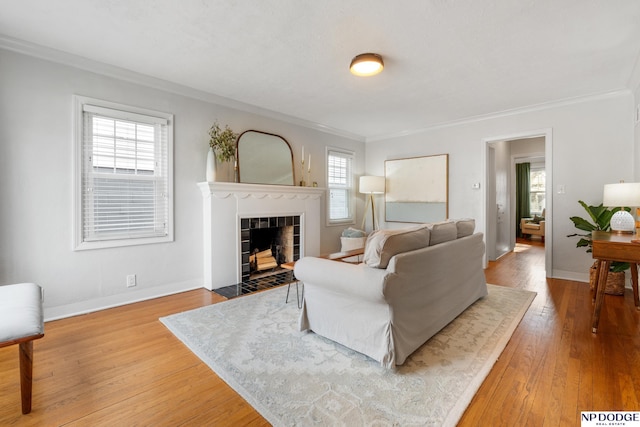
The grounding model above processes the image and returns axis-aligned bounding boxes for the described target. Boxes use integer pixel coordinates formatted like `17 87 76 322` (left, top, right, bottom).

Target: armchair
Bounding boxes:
520 209 545 240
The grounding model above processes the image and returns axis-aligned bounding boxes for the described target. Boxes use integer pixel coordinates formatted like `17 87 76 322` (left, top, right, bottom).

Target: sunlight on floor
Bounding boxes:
514 243 531 253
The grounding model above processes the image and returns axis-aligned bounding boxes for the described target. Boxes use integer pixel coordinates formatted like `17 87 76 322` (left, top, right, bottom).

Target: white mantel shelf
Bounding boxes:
197 181 325 200
198 181 324 290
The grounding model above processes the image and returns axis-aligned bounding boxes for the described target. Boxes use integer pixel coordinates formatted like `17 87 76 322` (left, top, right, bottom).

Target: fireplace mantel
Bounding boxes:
198 182 325 200
198 182 324 290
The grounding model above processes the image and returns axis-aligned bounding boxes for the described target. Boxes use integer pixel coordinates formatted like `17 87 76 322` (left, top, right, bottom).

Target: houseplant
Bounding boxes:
567 200 629 295
207 122 237 181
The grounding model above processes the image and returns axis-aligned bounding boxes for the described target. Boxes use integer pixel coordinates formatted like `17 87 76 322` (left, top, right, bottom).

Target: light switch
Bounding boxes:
557 185 566 194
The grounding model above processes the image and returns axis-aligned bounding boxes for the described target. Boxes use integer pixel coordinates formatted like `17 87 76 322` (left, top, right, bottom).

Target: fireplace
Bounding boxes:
199 182 323 290
240 215 301 282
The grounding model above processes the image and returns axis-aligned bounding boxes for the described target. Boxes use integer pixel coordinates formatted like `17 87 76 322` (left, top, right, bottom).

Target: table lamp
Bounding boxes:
603 182 640 234
360 176 385 231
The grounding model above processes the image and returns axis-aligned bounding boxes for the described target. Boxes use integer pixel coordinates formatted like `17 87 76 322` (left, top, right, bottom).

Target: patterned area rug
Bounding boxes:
160 284 535 426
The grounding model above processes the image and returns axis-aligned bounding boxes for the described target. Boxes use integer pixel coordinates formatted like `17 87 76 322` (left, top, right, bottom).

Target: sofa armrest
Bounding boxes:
294 257 390 303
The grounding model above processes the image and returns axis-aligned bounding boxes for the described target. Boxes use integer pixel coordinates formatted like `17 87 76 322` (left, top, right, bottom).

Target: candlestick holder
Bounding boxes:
300 159 306 186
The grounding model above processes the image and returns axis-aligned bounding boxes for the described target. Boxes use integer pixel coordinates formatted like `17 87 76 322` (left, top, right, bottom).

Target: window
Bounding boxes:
327 149 355 224
74 96 173 250
529 168 545 215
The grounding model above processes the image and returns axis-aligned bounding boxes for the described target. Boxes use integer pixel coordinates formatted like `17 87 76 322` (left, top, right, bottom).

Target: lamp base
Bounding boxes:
611 229 634 235
610 210 635 234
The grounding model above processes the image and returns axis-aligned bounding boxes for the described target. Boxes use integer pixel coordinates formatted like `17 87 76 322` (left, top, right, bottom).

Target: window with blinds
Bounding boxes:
327 149 355 224
74 97 173 250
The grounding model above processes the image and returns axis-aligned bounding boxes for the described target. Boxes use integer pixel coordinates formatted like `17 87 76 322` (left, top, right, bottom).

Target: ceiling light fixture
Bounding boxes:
350 53 384 77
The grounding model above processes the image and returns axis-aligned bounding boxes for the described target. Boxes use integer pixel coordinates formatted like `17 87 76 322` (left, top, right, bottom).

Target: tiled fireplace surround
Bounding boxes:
198 182 324 290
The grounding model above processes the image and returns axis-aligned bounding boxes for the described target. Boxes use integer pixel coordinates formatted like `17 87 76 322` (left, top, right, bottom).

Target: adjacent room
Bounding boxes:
2 1 640 425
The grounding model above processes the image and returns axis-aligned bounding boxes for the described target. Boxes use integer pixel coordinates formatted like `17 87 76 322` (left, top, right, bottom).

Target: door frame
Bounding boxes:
481 128 553 276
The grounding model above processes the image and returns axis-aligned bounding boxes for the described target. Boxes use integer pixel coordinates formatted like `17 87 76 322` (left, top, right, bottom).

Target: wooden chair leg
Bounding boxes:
19 340 34 414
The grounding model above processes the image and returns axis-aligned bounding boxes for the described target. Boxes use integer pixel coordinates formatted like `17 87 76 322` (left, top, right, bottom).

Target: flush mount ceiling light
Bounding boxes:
349 53 384 77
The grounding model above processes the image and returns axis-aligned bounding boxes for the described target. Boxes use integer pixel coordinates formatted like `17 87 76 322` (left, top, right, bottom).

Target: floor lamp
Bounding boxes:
360 176 385 231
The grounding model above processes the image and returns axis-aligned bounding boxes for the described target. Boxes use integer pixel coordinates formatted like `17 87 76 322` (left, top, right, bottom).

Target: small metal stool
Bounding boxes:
282 262 304 309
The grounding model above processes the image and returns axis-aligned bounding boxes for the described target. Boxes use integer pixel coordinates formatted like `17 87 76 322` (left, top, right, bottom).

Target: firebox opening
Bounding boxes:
240 215 301 282
250 228 287 274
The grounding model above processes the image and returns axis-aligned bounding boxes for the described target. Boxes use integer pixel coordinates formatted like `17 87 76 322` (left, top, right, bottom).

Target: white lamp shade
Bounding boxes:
603 182 640 233
359 176 385 194
603 182 640 207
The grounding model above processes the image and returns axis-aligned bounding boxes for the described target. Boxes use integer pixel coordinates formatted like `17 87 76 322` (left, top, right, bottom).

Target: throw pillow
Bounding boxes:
341 236 367 252
455 218 476 238
363 226 430 269
428 220 458 245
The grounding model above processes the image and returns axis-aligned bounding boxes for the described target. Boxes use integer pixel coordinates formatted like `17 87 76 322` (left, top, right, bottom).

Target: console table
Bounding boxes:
591 231 640 333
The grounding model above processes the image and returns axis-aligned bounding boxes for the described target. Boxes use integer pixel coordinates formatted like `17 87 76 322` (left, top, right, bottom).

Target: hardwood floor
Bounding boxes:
2 239 640 426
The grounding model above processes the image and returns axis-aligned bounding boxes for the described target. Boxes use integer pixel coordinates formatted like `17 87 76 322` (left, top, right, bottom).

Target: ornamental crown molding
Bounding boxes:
197 182 324 200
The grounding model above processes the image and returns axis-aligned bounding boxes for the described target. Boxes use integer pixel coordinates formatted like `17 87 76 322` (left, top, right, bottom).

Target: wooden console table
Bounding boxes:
321 247 365 262
591 231 640 333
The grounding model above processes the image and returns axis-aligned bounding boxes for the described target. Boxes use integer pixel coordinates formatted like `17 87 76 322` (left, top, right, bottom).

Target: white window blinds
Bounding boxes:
327 149 354 223
77 101 172 248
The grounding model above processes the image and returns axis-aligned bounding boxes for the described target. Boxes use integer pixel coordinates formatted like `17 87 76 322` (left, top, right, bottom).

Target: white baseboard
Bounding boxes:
552 269 632 288
552 269 589 283
44 280 203 321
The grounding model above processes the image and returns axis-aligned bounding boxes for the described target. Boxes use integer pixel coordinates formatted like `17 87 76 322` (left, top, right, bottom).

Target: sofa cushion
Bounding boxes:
455 218 476 238
363 226 430 269
428 221 458 245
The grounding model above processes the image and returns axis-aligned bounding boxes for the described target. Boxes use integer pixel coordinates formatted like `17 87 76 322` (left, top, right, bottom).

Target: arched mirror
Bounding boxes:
237 130 295 185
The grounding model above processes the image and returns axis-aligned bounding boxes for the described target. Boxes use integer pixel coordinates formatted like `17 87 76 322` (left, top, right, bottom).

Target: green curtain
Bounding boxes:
516 163 530 237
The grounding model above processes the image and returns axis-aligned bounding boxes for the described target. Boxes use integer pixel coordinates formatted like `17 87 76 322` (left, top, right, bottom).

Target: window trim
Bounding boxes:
72 95 174 250
325 147 356 226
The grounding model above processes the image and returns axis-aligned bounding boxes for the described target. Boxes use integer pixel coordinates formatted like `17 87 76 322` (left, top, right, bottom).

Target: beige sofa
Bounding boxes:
294 220 488 368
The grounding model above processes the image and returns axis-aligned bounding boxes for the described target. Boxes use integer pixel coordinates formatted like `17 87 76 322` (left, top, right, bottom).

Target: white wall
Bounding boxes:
0 48 365 319
635 83 640 181
366 92 635 281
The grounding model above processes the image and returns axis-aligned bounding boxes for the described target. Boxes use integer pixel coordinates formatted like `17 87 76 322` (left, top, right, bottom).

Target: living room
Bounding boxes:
2 1 640 425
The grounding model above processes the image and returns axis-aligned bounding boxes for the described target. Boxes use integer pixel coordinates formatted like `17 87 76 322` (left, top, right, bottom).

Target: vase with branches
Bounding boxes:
206 122 237 182
208 122 237 163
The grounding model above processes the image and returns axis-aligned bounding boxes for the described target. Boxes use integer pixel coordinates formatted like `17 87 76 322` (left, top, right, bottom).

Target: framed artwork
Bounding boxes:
385 154 449 223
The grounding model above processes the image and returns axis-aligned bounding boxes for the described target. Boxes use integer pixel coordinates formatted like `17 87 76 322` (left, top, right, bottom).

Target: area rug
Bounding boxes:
160 284 535 426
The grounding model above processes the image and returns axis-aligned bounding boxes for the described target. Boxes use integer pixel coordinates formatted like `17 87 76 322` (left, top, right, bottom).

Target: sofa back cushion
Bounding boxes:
427 221 458 245
455 218 476 238
363 226 430 268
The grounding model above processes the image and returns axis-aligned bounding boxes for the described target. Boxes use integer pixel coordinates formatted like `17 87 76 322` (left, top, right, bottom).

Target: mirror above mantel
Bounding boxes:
236 130 295 186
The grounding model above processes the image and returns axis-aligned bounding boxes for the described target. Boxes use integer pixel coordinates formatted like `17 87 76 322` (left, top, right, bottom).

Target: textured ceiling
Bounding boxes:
1 0 640 141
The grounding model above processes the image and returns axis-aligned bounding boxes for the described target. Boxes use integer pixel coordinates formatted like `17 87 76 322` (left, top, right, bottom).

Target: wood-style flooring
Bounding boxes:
2 238 640 426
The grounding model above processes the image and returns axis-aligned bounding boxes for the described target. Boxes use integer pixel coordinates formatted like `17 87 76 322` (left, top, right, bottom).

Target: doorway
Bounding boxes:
483 129 553 276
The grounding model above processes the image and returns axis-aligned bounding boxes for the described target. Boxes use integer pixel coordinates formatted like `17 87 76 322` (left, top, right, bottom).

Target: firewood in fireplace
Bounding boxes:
254 249 278 271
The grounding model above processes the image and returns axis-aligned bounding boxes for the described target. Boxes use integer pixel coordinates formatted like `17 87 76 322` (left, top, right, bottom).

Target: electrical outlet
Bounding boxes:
126 274 136 288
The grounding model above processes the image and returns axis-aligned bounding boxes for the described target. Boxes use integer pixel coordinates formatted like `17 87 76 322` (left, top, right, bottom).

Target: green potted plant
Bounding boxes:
206 122 237 182
567 201 629 295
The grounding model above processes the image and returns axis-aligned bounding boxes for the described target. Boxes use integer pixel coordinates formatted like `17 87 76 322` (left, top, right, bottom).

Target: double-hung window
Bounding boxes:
74 96 173 250
327 148 355 225
529 167 546 215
